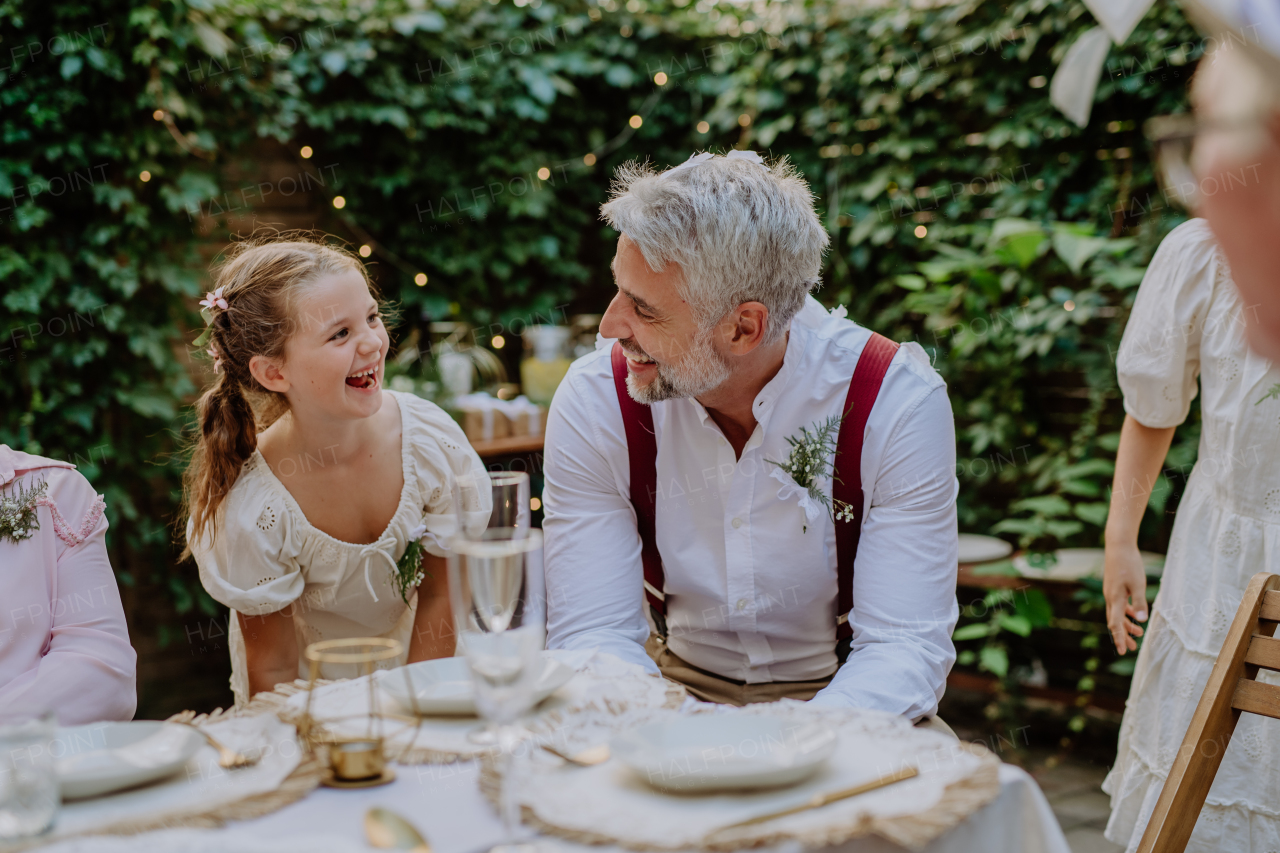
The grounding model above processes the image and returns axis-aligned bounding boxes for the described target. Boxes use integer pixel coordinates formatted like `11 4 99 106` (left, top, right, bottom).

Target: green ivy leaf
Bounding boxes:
1014 589 1054 627
1073 501 1110 526
997 613 1033 637
979 645 1009 678
952 622 992 641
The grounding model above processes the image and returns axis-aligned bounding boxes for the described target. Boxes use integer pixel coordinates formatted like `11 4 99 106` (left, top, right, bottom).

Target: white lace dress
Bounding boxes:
1103 220 1280 852
190 391 491 706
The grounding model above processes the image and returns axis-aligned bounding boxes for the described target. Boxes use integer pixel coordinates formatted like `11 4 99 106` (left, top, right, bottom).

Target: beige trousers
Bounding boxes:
646 636 956 738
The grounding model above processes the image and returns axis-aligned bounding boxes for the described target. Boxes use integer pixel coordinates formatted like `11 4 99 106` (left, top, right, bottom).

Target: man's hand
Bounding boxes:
1104 544 1148 655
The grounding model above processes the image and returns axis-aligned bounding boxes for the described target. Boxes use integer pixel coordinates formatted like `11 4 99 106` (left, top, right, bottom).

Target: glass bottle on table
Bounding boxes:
519 326 572 407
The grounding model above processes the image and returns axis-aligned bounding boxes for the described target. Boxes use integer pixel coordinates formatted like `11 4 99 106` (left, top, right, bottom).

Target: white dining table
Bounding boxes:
36 755 1070 853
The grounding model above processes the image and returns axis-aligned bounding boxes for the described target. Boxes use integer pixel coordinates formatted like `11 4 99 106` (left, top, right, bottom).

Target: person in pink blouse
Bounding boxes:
0 446 136 723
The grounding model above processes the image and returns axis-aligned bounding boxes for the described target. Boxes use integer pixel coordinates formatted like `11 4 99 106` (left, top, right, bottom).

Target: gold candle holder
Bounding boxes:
300 637 403 789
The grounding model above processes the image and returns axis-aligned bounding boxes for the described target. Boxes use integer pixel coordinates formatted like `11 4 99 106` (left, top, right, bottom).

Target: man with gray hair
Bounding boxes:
542 151 959 726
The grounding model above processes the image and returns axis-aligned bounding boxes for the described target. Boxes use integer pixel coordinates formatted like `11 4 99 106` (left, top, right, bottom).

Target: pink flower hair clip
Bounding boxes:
193 286 228 348
206 343 223 373
199 286 228 311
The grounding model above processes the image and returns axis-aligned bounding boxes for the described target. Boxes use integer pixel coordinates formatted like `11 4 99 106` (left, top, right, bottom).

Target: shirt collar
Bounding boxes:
0 445 74 487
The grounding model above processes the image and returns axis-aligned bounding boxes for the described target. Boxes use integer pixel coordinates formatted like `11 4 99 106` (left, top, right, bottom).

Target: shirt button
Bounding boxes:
731 517 743 529
736 599 748 611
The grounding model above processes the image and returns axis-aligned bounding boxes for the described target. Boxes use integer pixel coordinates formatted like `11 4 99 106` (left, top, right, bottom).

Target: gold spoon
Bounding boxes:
173 721 256 769
365 807 431 852
540 743 611 766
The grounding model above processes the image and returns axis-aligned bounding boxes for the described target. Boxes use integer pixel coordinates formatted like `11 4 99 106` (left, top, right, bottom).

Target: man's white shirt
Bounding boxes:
542 297 959 720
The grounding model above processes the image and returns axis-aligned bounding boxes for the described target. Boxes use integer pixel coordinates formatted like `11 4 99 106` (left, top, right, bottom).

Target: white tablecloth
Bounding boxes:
35 759 1069 853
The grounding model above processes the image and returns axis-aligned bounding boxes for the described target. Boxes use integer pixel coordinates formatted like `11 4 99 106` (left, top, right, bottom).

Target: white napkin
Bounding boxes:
56 725 195 776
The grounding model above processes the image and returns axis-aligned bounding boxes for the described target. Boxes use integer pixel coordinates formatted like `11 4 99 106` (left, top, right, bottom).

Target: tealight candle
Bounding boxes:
329 738 384 781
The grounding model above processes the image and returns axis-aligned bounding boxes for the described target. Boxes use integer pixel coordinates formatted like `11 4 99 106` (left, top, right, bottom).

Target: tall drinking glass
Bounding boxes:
488 471 531 531
449 529 545 853
0 711 58 841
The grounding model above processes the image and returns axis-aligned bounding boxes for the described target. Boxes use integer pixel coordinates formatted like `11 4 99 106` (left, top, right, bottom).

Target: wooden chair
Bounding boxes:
1137 571 1280 853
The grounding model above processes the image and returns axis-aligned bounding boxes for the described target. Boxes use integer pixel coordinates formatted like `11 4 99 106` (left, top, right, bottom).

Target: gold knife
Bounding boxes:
712 765 920 832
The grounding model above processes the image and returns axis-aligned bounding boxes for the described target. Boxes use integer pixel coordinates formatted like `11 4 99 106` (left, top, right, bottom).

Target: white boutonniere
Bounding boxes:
767 416 857 533
0 479 47 545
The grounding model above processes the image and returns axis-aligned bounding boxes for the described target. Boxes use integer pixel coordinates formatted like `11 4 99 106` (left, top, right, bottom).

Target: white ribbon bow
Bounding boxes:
357 534 399 602
770 467 827 525
665 149 768 178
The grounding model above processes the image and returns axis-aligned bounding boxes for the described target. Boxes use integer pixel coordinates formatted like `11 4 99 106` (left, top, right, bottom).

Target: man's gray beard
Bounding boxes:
625 329 731 404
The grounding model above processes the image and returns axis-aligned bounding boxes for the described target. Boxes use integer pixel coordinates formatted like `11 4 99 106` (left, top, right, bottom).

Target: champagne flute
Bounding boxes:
467 471 533 746
449 529 546 853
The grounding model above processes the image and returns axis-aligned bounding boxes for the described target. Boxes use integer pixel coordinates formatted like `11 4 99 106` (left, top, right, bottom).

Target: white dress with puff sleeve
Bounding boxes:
190 391 491 707
1103 220 1280 852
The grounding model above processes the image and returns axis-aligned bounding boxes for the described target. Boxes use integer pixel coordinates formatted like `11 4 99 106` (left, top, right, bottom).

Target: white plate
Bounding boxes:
1014 548 1166 581
380 655 575 716
958 534 1013 564
612 714 836 792
54 721 204 800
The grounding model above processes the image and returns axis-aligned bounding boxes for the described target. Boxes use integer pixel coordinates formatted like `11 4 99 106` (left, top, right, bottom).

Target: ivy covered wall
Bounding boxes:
2 0 1200 712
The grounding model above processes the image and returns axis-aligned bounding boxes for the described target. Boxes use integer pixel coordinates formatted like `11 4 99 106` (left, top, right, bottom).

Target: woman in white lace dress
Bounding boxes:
183 239 490 706
1103 218 1280 852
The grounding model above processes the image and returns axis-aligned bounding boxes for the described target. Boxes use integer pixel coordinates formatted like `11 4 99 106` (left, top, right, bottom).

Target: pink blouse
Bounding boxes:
0 446 136 723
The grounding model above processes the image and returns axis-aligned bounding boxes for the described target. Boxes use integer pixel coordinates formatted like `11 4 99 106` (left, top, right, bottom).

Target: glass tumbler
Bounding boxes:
0 711 58 841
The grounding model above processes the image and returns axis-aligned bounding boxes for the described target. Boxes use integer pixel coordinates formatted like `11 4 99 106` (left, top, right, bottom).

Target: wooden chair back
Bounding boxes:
1137 571 1280 853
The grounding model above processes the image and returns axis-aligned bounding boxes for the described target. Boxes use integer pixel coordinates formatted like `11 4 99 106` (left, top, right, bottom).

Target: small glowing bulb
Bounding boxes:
358 244 372 257
414 273 428 286
697 121 710 134
914 225 928 238
492 335 506 349
537 167 551 180
629 115 643 129
300 146 313 159
139 171 152 182
1064 300 1076 311
332 196 346 209
152 109 165 121
738 113 751 127
654 72 668 85
583 153 597 166
530 497 542 511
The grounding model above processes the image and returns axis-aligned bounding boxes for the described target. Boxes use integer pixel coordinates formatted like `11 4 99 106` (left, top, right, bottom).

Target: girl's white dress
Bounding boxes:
191 391 491 706
1104 220 1280 852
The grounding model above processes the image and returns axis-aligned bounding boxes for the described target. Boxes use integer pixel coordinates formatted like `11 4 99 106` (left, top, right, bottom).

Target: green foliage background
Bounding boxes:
2 0 1201 712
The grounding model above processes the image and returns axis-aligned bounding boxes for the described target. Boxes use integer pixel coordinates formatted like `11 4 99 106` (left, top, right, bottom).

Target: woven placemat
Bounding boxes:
480 703 1002 852
0 695 324 852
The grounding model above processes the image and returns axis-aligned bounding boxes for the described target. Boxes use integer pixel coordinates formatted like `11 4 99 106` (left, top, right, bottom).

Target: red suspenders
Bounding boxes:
610 332 900 659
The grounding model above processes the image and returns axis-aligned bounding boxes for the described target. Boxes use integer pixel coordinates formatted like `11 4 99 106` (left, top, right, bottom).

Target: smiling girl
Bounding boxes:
182 238 489 705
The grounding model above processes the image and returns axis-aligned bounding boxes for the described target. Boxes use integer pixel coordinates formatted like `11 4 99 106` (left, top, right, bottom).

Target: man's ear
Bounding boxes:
721 301 770 355
249 354 290 393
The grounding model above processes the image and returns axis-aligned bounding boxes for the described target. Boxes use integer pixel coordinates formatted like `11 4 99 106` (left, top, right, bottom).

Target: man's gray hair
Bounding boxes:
600 153 829 345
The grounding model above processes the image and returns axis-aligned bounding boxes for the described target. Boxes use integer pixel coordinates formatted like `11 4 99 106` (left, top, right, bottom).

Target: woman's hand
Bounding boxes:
1102 415 1173 657
1104 544 1148 655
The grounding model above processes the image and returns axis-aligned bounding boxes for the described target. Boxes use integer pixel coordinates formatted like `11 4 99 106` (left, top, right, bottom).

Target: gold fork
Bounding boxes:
175 721 257 769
